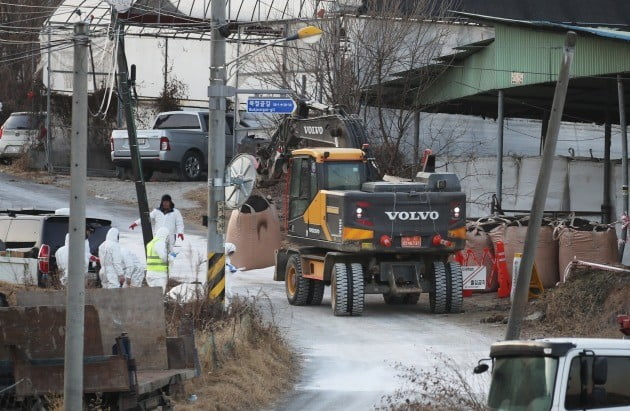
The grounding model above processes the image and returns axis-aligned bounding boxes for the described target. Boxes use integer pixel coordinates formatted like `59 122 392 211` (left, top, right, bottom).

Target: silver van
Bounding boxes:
0 112 45 163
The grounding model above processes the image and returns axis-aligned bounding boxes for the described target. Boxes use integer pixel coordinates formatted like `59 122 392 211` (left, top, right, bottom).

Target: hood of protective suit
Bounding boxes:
105 227 119 243
64 233 69 246
156 227 170 239
225 242 236 254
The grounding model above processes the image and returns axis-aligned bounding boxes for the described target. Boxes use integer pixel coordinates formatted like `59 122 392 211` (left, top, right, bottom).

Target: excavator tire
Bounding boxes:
285 254 312 306
430 261 448 314
309 281 325 306
331 263 365 316
446 262 464 313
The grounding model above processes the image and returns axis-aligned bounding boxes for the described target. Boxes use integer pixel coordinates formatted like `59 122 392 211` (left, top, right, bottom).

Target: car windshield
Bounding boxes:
325 162 365 191
488 356 558 411
0 218 40 249
154 113 200 130
3 114 39 130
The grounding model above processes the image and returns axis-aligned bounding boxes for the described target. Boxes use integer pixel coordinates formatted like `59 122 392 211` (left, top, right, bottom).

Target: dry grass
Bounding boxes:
169 297 297 411
378 354 487 411
524 267 630 338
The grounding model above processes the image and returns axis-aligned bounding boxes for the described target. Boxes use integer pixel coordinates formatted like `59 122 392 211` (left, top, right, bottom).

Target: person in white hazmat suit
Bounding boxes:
129 194 184 252
56 233 93 287
98 227 125 288
121 248 145 287
224 242 238 307
145 227 170 293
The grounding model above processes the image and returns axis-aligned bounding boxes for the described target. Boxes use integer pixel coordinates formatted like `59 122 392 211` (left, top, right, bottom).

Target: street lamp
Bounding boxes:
226 25 324 81
206 18 323 303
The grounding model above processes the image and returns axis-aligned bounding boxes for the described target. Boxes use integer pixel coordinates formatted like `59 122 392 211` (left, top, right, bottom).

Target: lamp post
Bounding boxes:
206 20 323 302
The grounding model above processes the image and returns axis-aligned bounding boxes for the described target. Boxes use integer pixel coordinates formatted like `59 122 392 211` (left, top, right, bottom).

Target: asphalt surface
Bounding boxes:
230 268 502 410
0 172 504 410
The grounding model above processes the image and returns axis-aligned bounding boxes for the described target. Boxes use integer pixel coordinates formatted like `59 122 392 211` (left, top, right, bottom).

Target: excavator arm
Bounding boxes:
255 100 378 184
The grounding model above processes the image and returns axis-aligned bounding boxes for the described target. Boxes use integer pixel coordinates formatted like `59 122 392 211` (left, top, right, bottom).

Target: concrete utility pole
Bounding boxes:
206 0 227 300
412 111 420 177
496 90 505 208
114 15 153 249
64 21 88 410
46 23 53 173
618 75 628 261
505 32 577 340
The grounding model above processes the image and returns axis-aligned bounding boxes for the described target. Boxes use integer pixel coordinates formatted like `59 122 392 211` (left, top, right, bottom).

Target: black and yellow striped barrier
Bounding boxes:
207 252 225 300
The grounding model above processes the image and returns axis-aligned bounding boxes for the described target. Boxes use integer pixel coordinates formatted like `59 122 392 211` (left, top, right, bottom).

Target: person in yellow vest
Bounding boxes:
145 227 169 293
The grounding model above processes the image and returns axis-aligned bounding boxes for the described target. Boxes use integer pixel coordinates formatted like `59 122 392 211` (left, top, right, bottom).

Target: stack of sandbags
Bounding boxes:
554 217 618 281
465 218 502 291
503 217 559 288
226 195 282 270
487 216 518 251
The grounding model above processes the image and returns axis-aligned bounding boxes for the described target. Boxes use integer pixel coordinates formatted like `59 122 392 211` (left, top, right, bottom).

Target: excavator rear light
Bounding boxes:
380 234 392 248
354 201 373 226
432 234 453 248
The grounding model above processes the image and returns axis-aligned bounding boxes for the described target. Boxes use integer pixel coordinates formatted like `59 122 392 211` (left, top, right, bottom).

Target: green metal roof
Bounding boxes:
367 15 630 124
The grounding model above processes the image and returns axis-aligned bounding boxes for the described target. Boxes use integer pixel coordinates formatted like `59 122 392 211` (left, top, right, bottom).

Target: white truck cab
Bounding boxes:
477 316 630 411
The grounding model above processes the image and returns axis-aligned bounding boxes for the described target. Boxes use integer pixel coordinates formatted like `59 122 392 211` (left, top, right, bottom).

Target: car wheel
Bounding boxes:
179 151 203 181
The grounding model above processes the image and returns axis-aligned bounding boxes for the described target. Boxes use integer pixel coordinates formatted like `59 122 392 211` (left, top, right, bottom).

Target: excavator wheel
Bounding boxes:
285 254 312 306
429 261 448 314
446 262 464 313
331 263 365 316
309 281 325 306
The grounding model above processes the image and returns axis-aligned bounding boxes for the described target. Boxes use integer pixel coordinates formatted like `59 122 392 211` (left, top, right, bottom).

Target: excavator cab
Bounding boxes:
286 148 368 227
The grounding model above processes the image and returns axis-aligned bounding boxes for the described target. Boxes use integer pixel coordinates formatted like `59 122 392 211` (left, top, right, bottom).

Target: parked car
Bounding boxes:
0 112 46 164
110 110 260 181
0 208 111 287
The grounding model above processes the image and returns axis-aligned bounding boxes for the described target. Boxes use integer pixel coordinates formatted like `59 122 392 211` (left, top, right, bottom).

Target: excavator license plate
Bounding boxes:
401 236 421 247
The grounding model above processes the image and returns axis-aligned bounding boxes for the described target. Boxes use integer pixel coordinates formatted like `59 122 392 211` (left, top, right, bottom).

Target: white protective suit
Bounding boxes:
98 228 125 289
122 248 145 287
56 234 91 286
134 208 184 251
224 242 237 308
145 227 169 293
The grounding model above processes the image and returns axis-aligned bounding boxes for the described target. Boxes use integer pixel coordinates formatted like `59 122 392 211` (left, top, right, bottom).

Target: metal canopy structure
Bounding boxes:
368 13 630 125
47 0 317 40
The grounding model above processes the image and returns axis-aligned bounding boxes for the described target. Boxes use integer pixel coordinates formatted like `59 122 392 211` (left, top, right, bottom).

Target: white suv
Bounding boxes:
0 112 45 163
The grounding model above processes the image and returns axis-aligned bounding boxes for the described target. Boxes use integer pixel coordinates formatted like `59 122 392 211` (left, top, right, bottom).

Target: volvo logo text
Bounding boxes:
385 211 439 221
303 126 324 135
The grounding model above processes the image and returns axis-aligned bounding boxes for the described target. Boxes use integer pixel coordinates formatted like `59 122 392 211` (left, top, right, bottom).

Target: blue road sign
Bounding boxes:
247 98 296 114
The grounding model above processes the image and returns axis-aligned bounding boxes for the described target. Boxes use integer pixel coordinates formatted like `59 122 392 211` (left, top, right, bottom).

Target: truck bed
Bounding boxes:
0 255 37 285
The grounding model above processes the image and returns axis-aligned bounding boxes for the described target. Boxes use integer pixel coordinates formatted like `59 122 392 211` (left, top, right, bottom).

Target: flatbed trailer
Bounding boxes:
0 288 198 410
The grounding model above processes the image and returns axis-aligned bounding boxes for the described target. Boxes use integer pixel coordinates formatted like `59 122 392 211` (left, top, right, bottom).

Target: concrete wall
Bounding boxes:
448 155 614 219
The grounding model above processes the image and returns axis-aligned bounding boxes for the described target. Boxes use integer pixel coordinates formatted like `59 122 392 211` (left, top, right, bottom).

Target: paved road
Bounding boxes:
0 172 504 409
230 267 502 410
0 172 208 283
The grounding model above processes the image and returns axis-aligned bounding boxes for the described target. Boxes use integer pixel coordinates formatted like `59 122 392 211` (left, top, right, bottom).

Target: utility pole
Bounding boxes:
618 75 628 261
505 32 576 340
64 21 88 410
46 23 53 173
412 111 420 177
206 0 227 300
496 90 505 208
114 14 153 249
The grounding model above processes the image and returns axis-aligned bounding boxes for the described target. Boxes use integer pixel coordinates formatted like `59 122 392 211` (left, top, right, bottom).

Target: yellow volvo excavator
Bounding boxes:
274 147 466 316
